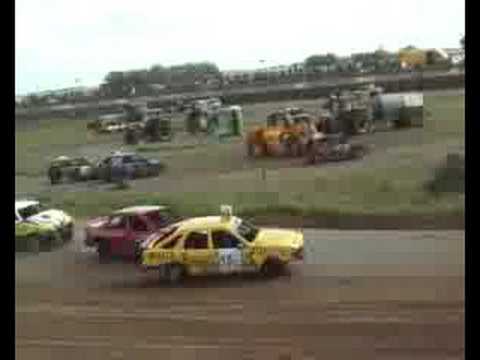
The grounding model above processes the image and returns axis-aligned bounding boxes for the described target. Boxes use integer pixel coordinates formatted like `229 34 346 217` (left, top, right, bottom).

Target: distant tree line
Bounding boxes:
101 62 221 97
19 39 463 107
304 49 403 74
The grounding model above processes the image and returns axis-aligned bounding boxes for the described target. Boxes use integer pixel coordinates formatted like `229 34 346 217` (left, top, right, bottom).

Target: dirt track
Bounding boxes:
16 227 464 360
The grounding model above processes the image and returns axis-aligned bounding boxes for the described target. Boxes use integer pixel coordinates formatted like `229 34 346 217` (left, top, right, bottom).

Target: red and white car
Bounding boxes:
84 205 174 261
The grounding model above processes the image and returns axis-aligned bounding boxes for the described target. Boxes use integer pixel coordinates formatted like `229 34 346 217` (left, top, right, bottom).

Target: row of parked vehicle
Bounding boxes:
47 151 164 185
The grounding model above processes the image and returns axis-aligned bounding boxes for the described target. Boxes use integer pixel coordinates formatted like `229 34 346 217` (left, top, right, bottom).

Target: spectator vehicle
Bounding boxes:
47 155 97 185
96 151 164 182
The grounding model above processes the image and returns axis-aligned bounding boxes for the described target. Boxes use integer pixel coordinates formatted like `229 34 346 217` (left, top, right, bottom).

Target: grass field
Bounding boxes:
15 92 464 224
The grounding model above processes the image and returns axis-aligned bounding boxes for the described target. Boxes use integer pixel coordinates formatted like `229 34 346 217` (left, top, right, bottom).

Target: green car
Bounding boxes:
15 221 61 253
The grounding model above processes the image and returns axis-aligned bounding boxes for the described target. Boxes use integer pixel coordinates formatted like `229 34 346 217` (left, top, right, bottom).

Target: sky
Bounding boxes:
15 0 465 95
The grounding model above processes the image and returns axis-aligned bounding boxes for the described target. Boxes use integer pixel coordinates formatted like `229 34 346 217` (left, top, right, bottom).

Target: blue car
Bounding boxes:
96 152 164 182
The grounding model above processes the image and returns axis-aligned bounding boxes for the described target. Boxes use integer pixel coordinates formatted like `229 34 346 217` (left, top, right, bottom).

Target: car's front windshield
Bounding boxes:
71 158 90 166
236 219 259 242
146 226 178 248
18 204 42 220
146 211 171 226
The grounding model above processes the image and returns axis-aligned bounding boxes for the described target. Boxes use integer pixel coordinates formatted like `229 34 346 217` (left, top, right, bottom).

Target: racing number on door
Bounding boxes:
219 252 231 265
218 249 242 265
212 230 243 268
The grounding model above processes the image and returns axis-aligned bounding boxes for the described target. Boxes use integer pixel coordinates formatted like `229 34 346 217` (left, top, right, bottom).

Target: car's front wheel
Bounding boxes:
260 258 285 278
98 239 111 263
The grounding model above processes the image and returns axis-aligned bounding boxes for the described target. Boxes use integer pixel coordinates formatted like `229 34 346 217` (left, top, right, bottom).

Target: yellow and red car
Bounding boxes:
137 208 304 283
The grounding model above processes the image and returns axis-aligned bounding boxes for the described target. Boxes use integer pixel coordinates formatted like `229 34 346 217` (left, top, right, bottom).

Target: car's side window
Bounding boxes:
108 215 127 229
184 231 209 249
130 216 149 232
146 211 167 226
150 226 178 248
111 157 123 167
19 205 41 219
99 157 111 167
162 234 182 249
212 230 241 249
122 156 133 164
130 155 144 163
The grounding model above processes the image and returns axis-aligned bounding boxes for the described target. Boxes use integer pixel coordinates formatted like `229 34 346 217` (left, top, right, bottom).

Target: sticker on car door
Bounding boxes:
212 230 246 273
218 248 242 266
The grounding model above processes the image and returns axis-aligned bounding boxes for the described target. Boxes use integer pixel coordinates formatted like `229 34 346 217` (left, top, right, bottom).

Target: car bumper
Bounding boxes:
60 223 74 241
84 235 95 247
292 247 304 261
84 227 98 247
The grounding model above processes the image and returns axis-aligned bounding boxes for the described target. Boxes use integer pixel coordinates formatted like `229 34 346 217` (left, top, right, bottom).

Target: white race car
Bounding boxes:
15 200 74 241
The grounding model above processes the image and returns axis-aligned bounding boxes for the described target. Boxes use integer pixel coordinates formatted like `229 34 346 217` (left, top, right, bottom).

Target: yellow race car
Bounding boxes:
137 207 304 283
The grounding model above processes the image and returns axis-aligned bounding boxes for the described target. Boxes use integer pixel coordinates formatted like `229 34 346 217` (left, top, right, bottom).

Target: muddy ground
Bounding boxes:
16 226 464 360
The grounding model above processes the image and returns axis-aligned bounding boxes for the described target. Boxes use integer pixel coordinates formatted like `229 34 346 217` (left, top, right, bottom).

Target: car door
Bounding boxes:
97 157 112 180
120 155 135 178
131 155 151 177
181 230 216 274
101 215 128 257
125 215 152 257
63 160 77 181
211 230 248 274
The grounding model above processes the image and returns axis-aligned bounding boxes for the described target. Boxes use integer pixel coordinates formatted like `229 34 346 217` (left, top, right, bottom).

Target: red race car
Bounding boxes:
84 205 174 261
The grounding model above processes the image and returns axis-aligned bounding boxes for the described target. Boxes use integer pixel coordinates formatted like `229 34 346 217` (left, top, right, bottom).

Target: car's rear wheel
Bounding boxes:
151 165 162 177
98 239 111 263
163 263 185 284
49 167 62 185
260 258 285 278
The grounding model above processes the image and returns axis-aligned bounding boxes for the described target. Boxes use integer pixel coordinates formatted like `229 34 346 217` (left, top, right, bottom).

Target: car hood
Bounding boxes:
253 228 303 249
27 209 73 228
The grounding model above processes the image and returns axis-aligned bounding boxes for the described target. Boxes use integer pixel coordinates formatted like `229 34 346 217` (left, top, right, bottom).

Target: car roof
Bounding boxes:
15 200 39 211
111 151 136 157
53 155 71 162
52 156 88 163
113 205 168 215
174 216 239 232
293 114 312 119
